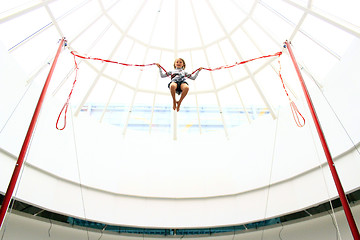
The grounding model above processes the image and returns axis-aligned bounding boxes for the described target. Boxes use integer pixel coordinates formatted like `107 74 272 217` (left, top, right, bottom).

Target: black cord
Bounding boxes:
48 219 53 237
278 222 284 240
231 226 236 240
327 210 339 240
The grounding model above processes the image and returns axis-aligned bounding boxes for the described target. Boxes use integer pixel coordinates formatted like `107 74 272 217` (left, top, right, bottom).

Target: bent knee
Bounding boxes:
170 82 177 89
181 84 189 91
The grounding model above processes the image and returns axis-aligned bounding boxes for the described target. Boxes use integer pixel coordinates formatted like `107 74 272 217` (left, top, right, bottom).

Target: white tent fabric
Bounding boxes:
1 0 360 232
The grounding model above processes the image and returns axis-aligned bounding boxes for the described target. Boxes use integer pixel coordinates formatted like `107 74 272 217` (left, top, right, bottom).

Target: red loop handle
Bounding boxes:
56 54 78 130
56 102 69 130
290 101 306 127
277 59 305 127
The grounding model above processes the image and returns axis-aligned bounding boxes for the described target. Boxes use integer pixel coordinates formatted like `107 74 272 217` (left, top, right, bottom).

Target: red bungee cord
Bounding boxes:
71 51 168 73
277 59 305 127
56 50 304 130
191 51 282 74
56 51 168 130
56 53 79 130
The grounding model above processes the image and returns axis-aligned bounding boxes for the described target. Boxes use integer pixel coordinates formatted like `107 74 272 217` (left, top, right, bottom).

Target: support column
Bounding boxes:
284 40 359 240
0 38 66 229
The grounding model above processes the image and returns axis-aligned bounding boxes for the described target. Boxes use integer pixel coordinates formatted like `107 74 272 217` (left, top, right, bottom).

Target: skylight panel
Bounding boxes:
191 0 226 46
209 0 247 34
252 3 294 44
148 0 175 50
177 0 202 50
301 15 355 57
312 0 360 27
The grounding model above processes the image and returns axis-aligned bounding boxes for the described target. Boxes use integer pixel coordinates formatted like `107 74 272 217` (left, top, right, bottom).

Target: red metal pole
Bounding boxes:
284 40 360 240
0 38 66 229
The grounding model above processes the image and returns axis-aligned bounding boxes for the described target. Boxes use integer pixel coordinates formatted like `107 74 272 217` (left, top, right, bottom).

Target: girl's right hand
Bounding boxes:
156 63 160 68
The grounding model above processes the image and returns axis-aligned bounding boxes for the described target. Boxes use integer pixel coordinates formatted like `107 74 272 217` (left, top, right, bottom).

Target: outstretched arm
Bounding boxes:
186 67 203 80
156 63 170 78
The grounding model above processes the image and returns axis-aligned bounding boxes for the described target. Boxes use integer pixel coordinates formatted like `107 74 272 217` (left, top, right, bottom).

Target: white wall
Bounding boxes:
1 204 359 240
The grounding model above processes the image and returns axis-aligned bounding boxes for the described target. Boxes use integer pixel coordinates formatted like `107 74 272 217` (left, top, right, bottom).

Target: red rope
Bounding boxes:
56 54 79 130
277 59 305 127
71 51 166 70
57 50 301 130
70 51 282 75
191 51 282 75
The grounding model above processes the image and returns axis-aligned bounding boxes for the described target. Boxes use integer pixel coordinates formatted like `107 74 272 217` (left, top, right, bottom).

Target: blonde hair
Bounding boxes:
174 58 186 69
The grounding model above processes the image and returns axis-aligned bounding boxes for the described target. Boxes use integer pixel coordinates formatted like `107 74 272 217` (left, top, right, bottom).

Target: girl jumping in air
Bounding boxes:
156 58 202 112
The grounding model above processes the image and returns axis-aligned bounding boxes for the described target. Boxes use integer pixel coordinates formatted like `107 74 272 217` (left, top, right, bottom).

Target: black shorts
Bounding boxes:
168 80 188 95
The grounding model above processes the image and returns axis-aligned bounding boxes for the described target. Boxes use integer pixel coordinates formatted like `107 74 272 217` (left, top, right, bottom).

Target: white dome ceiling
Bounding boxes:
1 0 359 131
1 0 360 233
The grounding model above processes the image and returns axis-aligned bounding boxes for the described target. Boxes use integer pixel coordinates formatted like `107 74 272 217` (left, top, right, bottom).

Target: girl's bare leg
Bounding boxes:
169 82 177 111
177 83 189 112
